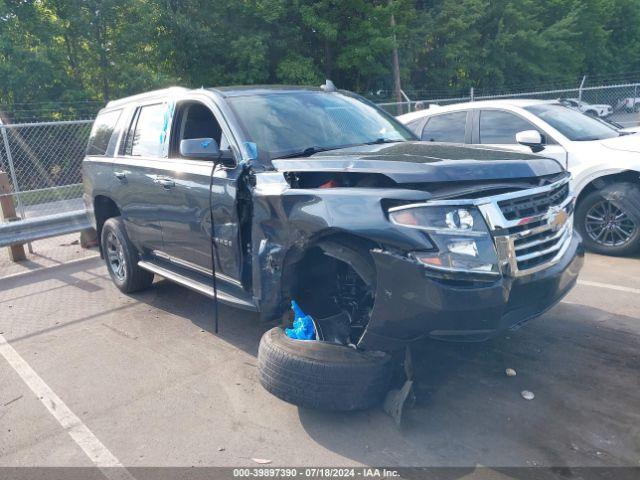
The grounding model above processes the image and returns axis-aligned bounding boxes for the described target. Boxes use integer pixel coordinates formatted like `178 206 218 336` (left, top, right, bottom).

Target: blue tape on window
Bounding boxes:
159 102 175 145
244 141 258 161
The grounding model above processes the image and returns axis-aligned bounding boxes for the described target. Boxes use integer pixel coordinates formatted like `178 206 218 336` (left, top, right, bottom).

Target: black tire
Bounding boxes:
585 110 598 117
575 183 640 256
258 327 393 411
101 217 154 293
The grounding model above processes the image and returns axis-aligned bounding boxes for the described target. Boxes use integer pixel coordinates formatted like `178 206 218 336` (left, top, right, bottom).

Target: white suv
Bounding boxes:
558 98 612 118
398 100 640 256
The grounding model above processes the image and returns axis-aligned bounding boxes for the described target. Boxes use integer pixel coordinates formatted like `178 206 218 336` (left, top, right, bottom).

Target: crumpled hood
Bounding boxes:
601 134 640 154
271 142 564 184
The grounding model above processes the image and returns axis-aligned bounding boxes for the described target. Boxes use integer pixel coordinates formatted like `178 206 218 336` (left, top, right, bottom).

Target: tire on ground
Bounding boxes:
575 182 640 256
101 216 154 293
258 327 393 411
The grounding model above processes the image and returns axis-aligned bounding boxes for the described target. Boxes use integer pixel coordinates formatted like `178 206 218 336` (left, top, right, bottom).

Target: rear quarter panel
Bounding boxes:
82 156 117 230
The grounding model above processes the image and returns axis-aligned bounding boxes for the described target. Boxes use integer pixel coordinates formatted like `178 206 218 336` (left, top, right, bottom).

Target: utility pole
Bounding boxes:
390 5 403 115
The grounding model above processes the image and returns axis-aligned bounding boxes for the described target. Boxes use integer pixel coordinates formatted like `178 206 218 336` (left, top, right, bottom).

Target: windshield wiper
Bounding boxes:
274 139 403 159
363 138 403 145
275 146 342 159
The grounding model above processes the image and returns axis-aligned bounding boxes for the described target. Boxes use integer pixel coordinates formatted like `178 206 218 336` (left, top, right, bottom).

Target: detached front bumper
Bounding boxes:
357 231 584 351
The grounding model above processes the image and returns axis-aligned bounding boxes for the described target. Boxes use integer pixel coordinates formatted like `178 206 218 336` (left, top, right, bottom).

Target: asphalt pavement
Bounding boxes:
0 251 638 469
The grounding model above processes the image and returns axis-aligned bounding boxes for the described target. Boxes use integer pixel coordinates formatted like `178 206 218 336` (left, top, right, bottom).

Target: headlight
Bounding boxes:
389 205 500 277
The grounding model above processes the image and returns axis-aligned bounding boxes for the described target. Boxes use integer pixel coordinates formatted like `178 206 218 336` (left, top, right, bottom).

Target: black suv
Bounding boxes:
83 86 583 410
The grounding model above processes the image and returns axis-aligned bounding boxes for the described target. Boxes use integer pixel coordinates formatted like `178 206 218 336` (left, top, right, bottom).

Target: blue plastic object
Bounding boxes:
244 141 258 161
285 301 316 340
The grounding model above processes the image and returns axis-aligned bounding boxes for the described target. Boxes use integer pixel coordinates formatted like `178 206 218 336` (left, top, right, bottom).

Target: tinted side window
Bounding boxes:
87 110 121 156
479 110 536 144
173 102 232 158
130 103 168 157
421 112 467 142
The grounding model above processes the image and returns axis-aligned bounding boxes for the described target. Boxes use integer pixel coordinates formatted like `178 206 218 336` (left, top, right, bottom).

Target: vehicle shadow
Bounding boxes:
133 277 272 357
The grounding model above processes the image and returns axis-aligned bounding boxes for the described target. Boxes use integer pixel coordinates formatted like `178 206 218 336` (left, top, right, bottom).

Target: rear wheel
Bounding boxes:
575 184 640 256
101 217 154 292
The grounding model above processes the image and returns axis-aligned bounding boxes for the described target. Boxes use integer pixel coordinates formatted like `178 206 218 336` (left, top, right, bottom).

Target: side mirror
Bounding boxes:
516 130 544 153
180 138 221 160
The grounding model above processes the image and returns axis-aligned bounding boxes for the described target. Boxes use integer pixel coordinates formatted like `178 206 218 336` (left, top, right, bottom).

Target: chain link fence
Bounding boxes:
0 120 95 274
377 81 640 128
0 120 93 223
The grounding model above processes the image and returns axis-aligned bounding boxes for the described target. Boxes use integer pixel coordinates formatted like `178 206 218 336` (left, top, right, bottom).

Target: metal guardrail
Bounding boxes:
0 209 90 248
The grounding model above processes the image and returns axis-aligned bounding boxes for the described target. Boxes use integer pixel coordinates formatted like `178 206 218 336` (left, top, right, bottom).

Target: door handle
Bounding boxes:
114 171 127 180
153 176 175 189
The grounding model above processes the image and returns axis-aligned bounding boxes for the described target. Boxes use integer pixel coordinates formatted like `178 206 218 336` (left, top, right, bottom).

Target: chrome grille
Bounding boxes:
498 182 569 220
478 177 574 277
510 220 573 272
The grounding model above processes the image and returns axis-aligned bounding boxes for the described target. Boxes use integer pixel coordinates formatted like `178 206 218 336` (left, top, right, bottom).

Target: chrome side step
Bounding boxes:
138 260 258 311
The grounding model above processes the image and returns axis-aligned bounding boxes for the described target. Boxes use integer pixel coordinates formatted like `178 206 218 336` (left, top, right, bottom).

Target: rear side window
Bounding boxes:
479 110 536 144
405 119 424 136
86 110 121 156
127 103 169 157
421 112 467 142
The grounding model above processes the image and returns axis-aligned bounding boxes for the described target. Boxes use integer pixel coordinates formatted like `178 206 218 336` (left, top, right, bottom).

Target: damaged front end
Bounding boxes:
247 148 582 352
249 169 432 341
357 176 584 351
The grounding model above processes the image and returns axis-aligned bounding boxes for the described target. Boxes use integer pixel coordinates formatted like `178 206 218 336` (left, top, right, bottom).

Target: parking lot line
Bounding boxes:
577 279 640 295
0 333 134 479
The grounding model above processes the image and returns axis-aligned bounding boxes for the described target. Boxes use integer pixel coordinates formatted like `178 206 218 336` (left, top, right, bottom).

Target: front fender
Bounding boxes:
573 165 640 198
249 181 433 320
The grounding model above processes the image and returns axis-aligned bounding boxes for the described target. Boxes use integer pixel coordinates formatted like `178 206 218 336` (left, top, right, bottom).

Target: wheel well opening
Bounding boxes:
575 172 640 255
577 171 640 206
94 196 121 240
286 235 378 345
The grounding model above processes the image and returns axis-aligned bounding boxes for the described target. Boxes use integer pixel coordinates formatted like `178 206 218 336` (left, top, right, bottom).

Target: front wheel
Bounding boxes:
258 327 393 411
575 183 640 256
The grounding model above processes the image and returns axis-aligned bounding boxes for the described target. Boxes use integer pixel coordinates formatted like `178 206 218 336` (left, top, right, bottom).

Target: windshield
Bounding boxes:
226 91 415 161
525 104 619 141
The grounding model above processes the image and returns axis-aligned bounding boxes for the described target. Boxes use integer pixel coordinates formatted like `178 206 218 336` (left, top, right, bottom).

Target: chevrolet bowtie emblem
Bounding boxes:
547 206 568 231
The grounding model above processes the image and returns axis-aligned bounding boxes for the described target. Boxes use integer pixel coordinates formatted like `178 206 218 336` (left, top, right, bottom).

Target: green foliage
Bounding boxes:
1 0 640 118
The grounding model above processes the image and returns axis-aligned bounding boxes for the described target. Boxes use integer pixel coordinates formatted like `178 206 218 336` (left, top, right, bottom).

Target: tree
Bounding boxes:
2 0 640 119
